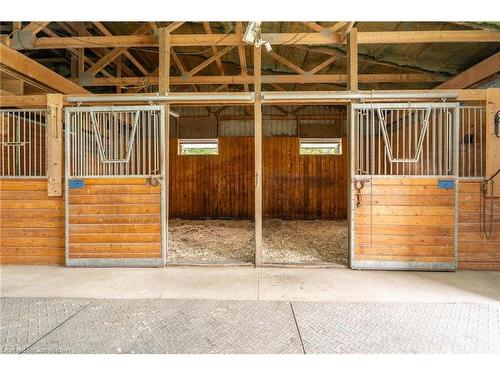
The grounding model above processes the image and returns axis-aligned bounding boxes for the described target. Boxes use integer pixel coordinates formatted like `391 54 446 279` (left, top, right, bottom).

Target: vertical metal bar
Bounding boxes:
402 109 406 175
371 106 375 176
359 111 363 173
39 111 42 177
22 111 26 176
28 111 32 176
467 107 471 177
64 109 71 265
142 111 146 175
378 109 381 175
426 108 429 175
453 105 459 270
396 109 400 175
159 106 166 266
438 108 442 175
365 110 369 174
473 107 477 177
480 107 483 177
1 112 4 176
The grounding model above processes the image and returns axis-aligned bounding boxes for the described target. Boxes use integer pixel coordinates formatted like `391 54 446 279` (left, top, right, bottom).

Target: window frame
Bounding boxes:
299 137 342 156
178 138 219 156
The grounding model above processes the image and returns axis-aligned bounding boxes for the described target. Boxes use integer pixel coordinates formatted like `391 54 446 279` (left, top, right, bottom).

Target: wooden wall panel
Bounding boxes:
68 178 161 259
169 137 255 218
458 180 500 270
353 177 455 264
169 136 347 219
0 179 64 264
263 136 348 219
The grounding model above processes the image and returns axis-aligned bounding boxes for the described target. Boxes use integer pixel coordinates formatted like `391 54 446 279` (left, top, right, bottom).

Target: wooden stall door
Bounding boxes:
350 177 457 270
66 177 163 266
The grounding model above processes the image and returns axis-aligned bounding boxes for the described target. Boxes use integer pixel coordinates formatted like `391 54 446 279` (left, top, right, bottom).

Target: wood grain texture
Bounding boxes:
168 136 348 219
352 177 455 264
0 179 64 264
457 180 500 270
68 178 162 259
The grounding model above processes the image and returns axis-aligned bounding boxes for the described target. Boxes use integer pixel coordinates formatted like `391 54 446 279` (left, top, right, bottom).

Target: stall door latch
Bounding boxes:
353 177 371 208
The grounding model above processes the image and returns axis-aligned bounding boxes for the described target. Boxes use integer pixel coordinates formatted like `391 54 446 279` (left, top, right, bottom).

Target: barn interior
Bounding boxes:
0 21 498 271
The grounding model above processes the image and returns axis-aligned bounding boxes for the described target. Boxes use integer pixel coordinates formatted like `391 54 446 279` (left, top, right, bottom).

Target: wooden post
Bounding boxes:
485 88 500 196
159 28 170 95
159 28 171 264
347 28 358 91
46 94 63 197
254 45 263 267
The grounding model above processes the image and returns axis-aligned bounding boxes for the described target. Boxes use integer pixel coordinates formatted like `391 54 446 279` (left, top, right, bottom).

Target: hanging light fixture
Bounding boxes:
242 22 272 51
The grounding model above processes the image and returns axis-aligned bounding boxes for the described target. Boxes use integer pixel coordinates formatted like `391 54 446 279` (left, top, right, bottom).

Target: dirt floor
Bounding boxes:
263 219 348 265
168 219 348 265
168 219 255 263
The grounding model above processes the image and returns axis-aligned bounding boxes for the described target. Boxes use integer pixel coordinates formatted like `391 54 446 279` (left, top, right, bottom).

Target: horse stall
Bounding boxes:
349 101 499 270
166 104 349 266
0 107 65 265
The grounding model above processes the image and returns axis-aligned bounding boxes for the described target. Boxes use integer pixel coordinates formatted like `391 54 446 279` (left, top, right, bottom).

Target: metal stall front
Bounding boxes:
349 102 460 271
64 105 166 267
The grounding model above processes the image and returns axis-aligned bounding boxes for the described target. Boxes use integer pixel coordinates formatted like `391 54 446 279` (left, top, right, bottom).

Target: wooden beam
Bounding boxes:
437 51 500 89
85 73 443 86
165 22 184 33
254 45 262 267
347 28 358 91
307 55 340 75
0 94 47 107
46 94 63 197
304 22 324 32
0 44 89 94
186 45 235 77
83 24 151 78
485 88 500 196
93 22 150 76
21 22 49 35
341 22 355 42
266 50 306 75
159 28 170 96
236 22 249 91
25 30 500 50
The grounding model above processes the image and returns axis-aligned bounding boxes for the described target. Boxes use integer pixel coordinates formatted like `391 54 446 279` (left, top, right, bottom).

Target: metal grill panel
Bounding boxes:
0 109 47 178
459 106 485 178
66 106 163 178
352 103 459 177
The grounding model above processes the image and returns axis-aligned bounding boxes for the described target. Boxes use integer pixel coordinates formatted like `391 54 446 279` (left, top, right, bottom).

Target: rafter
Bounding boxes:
304 22 324 32
0 43 88 94
93 22 150 76
266 50 306 75
82 23 151 78
186 45 235 77
22 22 50 35
341 22 356 41
203 22 228 91
436 51 500 89
307 55 341 75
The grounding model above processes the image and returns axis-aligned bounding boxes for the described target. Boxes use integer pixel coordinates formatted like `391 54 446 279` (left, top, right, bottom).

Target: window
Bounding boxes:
178 139 219 155
299 138 342 155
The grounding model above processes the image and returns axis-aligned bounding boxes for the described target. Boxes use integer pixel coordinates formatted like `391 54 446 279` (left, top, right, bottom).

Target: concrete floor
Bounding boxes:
1 265 500 306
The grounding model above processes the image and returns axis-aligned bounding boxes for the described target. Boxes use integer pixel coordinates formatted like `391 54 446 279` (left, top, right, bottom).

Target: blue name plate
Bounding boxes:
438 179 455 189
68 179 84 189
